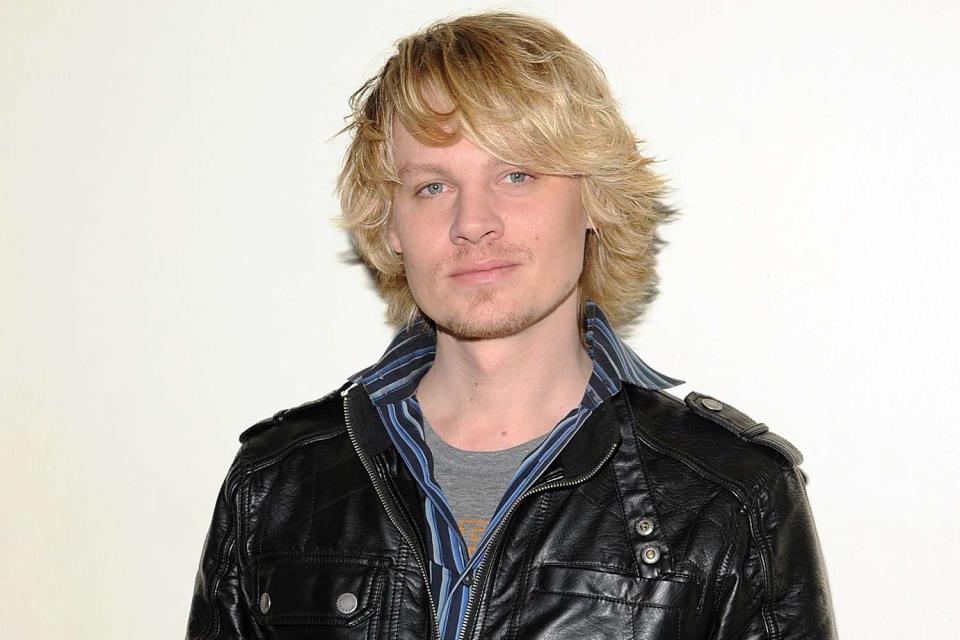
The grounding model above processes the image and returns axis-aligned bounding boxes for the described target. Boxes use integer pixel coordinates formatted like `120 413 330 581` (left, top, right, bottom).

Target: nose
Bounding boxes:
449 187 504 246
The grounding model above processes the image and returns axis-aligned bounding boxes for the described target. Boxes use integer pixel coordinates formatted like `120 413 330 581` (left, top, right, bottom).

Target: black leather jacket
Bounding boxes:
186 381 836 639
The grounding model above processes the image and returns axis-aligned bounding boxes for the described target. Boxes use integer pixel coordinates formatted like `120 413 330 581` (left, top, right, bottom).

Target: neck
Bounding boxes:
415 294 593 451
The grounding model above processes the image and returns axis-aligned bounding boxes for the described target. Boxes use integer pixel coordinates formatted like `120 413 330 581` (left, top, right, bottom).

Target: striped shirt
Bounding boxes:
353 301 683 639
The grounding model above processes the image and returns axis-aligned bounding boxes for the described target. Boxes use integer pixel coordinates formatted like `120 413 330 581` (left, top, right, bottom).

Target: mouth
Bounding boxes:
449 259 520 285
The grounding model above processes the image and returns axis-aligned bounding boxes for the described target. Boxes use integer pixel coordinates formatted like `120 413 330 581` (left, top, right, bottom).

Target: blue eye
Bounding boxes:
505 171 531 184
418 182 446 197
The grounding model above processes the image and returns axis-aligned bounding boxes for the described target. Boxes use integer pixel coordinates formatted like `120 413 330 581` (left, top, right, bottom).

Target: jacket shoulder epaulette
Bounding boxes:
627 386 804 504
236 383 349 462
683 391 803 466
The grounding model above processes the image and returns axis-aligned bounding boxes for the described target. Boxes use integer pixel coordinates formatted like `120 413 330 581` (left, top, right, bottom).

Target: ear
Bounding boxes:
387 218 403 254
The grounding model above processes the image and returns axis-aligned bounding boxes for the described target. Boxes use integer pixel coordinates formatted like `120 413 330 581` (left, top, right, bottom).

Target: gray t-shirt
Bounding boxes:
423 416 548 556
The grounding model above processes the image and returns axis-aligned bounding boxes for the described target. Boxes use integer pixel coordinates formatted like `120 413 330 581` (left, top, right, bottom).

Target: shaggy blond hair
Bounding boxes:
336 12 676 331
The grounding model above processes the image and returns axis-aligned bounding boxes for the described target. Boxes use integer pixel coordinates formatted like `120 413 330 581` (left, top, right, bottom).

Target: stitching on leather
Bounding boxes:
609 456 643 576
539 560 638 572
260 561 387 628
205 532 235 639
202 465 244 640
630 416 750 504
266 606 377 627
750 471 788 640
633 427 674 564
507 491 551 639
388 545 407 637
620 391 671 573
304 442 318 544
474 490 535 639
254 464 270 617
534 563 703 613
241 477 255 629
205 535 235 640
538 561 703 584
671 486 724 575
704 507 748 639
256 552 392 565
366 564 383 640
532 588 693 610
642 392 784 502
246 430 347 474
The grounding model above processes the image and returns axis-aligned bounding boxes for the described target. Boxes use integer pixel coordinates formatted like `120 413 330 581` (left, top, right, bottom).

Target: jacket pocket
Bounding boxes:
255 553 389 634
535 563 702 611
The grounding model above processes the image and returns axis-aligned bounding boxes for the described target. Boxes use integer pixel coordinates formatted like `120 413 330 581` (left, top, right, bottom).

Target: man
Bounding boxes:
187 12 836 640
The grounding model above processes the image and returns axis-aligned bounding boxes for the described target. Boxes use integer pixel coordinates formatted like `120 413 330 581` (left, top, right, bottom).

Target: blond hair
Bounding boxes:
336 12 676 331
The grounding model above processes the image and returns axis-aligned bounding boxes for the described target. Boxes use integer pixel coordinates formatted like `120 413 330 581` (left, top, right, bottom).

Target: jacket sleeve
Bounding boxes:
185 455 263 640
709 466 837 639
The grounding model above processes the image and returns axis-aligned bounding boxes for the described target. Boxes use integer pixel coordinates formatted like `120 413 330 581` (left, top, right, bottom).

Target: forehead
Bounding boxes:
391 121 499 171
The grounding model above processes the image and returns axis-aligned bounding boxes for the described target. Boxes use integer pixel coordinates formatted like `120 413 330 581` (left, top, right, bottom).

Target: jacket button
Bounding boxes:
641 545 661 564
635 519 655 536
259 592 271 614
462 572 473 587
336 592 358 615
701 398 724 411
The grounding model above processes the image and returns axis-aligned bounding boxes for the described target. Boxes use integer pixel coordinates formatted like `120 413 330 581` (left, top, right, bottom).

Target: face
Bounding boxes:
387 123 591 340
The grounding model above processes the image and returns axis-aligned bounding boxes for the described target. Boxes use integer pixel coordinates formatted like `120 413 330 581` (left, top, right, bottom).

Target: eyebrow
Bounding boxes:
397 156 512 181
397 163 454 181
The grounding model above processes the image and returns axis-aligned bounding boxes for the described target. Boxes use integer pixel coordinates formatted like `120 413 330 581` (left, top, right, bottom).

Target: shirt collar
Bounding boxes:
354 301 683 406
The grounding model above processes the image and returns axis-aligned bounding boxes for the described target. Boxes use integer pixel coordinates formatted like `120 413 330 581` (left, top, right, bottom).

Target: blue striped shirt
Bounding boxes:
353 301 683 639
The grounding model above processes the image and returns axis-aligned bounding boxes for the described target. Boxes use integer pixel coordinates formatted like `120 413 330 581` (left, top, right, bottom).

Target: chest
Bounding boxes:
243 441 730 639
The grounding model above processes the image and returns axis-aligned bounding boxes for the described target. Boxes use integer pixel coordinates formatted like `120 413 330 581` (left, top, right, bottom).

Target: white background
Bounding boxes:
2 1 958 637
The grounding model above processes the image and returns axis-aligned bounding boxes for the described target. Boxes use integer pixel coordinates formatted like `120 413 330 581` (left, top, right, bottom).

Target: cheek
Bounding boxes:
536 209 587 258
395 230 441 285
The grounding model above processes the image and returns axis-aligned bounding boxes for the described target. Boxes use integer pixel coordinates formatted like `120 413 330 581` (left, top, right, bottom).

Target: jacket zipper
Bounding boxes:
341 383 440 640
456 439 621 640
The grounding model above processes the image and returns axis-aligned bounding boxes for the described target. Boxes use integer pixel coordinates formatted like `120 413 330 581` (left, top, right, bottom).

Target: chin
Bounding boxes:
423 278 581 340
438 306 536 340
436 285 580 340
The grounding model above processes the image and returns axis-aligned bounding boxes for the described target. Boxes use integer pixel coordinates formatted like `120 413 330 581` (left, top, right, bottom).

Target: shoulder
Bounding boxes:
234 382 351 466
623 384 805 504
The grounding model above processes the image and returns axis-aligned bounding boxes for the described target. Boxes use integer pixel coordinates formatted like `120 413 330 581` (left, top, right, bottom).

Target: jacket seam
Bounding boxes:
530 588 693 611
705 505 749 639
632 423 753 505
627 392 768 507
674 486 729 586
305 441 318 545
253 468 268 632
634 426 680 569
648 389 789 485
609 459 643 576
613 397 645 575
202 464 245 640
748 469 789 640
206 534 236 640
620 391 679 573
247 434 349 602
387 544 408 637
242 429 347 473
506 491 551 639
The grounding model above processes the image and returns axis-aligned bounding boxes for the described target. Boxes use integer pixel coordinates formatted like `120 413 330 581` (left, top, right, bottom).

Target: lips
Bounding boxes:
449 259 519 277
448 259 520 285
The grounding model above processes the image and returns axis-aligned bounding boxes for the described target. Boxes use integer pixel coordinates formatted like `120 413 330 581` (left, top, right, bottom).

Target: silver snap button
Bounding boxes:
641 545 661 564
259 592 271 614
336 592 358 615
701 398 724 411
635 519 655 536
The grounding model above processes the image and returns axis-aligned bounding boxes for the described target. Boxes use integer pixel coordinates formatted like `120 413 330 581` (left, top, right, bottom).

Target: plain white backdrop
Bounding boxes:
2 1 958 637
